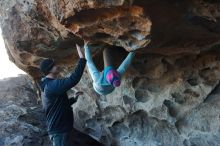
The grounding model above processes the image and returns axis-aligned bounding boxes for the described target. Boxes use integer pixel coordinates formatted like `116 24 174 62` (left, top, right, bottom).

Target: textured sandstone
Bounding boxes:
1 0 220 79
0 0 220 146
0 75 50 146
73 52 220 146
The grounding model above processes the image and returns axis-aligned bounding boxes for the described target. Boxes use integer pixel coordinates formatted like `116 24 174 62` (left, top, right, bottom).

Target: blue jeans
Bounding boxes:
49 132 70 146
49 128 104 146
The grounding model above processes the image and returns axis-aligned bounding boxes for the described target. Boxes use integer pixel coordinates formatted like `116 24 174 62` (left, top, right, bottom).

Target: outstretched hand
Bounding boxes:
76 44 84 58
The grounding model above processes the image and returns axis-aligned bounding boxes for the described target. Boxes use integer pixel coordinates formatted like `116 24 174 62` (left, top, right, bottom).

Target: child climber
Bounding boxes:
84 41 135 95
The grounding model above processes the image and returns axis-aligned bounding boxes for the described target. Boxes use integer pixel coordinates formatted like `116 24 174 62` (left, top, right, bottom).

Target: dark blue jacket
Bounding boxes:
39 58 86 134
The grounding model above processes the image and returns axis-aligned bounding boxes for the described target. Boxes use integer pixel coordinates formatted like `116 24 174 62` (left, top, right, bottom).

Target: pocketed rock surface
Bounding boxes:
0 0 220 146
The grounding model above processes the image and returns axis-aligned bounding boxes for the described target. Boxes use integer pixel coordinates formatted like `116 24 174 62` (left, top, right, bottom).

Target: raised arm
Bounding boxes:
50 45 86 93
117 52 135 75
52 58 87 93
84 43 100 82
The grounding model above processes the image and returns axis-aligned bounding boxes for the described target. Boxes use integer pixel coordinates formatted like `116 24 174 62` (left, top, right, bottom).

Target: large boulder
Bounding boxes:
0 0 220 146
0 75 50 146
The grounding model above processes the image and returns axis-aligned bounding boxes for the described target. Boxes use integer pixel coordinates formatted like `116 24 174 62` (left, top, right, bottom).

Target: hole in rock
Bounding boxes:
171 93 185 104
135 89 150 102
187 78 199 86
163 100 177 117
